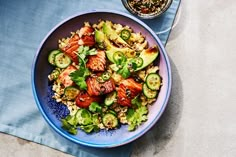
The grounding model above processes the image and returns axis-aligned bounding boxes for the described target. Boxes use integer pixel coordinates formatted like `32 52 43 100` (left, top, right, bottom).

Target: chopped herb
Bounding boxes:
69 46 97 90
89 102 102 113
61 109 100 134
131 95 142 108
117 62 131 78
69 67 89 90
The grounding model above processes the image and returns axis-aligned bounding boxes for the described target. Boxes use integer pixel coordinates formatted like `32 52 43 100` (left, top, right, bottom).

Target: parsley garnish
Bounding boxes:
69 46 97 90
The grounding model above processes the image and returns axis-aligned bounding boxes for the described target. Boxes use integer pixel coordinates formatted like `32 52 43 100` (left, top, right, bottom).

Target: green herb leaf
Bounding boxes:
89 102 102 113
61 117 78 135
78 46 97 56
126 108 135 120
76 77 87 90
87 48 97 55
131 95 142 108
117 63 130 78
126 105 148 131
79 124 94 133
69 46 97 90
78 45 84 54
69 70 89 90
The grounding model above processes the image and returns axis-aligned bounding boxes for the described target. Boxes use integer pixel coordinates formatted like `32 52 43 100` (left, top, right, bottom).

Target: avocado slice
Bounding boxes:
95 30 106 49
135 46 159 71
104 37 134 63
95 29 134 63
95 30 105 43
96 23 158 69
103 21 128 46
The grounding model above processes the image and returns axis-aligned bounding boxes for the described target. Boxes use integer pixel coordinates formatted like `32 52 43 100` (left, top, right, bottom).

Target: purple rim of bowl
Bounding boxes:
31 9 172 148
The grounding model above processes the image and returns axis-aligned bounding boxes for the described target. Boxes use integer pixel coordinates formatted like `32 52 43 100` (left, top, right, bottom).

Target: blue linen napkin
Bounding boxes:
0 0 180 156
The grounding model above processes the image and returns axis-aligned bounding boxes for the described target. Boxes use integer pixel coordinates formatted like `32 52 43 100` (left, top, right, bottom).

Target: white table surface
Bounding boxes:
1 0 236 156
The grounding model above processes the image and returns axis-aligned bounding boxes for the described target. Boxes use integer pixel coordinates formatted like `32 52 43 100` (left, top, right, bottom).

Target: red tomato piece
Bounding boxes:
75 91 101 108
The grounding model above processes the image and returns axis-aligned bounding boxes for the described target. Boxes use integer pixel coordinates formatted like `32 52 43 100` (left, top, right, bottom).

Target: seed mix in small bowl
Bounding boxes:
122 0 172 19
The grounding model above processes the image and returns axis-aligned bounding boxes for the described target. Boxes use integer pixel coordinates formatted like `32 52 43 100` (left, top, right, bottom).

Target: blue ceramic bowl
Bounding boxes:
32 10 172 148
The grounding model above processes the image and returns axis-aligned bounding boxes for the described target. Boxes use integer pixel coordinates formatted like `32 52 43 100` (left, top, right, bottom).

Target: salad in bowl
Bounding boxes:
47 20 162 135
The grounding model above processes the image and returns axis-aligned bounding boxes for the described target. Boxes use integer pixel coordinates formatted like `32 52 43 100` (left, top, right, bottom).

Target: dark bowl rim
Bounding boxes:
31 9 172 148
121 0 173 19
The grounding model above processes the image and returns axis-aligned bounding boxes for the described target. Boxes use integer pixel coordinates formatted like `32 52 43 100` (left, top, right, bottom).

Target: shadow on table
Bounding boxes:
167 0 187 44
132 58 183 156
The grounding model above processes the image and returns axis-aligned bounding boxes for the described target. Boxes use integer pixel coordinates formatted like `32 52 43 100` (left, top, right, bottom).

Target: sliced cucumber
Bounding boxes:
48 50 61 66
102 113 118 129
64 86 79 100
143 83 158 99
146 73 162 90
104 91 117 106
54 53 71 68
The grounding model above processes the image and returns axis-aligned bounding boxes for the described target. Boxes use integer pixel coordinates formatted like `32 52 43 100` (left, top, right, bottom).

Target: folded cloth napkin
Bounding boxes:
0 0 180 156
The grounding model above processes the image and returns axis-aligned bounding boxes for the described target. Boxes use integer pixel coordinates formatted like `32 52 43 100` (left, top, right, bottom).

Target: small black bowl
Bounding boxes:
121 0 173 19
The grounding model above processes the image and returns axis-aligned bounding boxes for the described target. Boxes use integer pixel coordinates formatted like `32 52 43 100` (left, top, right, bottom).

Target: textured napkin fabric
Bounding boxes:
0 0 180 156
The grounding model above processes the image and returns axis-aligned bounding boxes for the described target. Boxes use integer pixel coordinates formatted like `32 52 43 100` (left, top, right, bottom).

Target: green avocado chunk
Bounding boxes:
103 21 128 46
135 46 159 71
105 37 135 63
96 23 159 70
95 29 134 63
95 29 105 43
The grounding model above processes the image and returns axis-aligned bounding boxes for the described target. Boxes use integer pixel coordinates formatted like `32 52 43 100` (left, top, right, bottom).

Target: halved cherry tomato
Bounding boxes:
75 91 101 108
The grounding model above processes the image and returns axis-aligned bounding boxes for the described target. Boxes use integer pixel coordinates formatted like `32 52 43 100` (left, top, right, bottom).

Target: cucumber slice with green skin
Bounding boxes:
54 53 71 68
104 91 117 106
49 69 60 81
143 83 158 99
64 86 79 100
102 113 118 129
48 50 61 65
146 73 162 90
